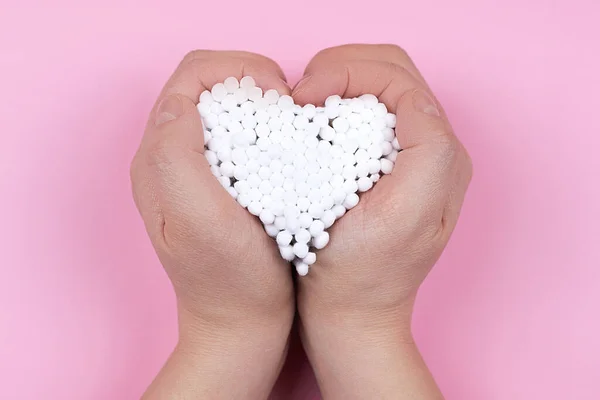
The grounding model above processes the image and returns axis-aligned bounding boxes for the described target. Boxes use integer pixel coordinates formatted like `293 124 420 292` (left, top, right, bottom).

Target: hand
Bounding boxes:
292 44 472 399
130 50 295 399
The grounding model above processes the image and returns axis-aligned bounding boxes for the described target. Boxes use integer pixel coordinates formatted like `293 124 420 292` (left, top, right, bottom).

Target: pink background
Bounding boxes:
1 1 599 399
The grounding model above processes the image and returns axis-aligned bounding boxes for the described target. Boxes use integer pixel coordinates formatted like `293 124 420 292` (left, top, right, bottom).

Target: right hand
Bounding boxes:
292 44 473 399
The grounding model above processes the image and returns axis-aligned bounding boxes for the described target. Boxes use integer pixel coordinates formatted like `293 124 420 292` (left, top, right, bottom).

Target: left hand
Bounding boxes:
131 50 295 399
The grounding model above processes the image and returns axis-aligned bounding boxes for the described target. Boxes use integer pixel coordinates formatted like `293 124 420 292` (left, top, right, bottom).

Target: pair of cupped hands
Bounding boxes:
131 44 472 400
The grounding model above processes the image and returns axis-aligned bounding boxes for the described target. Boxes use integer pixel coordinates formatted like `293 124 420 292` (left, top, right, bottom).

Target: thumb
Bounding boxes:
131 94 233 246
387 88 468 232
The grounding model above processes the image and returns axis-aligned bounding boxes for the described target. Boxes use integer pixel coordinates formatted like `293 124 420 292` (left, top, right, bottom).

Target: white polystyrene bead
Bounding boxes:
237 194 251 207
380 158 394 174
260 209 275 224
312 231 330 249
240 76 256 89
332 204 346 218
293 242 310 258
274 215 286 230
332 117 350 133
309 219 325 236
276 230 293 246
295 228 311 244
265 224 280 238
357 177 373 192
321 210 336 228
217 175 231 188
298 212 313 228
279 245 295 261
226 186 238 199
386 149 399 162
343 193 359 209
303 252 317 265
211 83 227 102
295 261 309 276
264 89 280 104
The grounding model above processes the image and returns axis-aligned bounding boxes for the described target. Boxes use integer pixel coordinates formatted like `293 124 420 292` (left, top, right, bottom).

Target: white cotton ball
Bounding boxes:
226 186 238 199
264 89 280 104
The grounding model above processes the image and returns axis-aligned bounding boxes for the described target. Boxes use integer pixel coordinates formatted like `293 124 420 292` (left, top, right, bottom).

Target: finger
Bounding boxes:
131 93 238 246
380 88 462 228
296 44 429 88
293 58 449 150
151 50 290 122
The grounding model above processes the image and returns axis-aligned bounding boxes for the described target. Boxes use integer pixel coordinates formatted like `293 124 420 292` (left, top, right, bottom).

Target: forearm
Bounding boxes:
300 313 443 400
143 310 292 400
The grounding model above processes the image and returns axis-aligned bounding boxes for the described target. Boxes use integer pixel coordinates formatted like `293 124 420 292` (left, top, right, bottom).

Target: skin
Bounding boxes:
132 45 472 399
131 51 295 399
292 44 472 400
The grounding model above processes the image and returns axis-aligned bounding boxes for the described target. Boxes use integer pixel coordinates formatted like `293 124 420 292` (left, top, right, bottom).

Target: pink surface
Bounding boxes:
1 2 599 399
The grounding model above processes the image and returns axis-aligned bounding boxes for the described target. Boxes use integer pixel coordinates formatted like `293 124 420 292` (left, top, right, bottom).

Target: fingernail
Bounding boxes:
412 89 440 117
292 75 312 95
155 95 184 126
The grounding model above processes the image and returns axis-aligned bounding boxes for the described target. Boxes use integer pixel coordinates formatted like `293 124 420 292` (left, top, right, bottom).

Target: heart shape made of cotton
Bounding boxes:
197 76 400 275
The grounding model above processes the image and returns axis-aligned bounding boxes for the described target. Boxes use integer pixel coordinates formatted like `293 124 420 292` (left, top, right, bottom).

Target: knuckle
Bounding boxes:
181 49 210 64
378 44 410 59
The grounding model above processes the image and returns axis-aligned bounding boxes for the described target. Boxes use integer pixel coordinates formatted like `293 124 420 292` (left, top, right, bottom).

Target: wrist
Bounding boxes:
298 303 443 399
143 306 293 400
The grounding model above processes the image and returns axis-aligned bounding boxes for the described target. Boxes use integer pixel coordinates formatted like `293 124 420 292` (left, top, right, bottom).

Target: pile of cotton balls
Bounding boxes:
197 76 400 276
